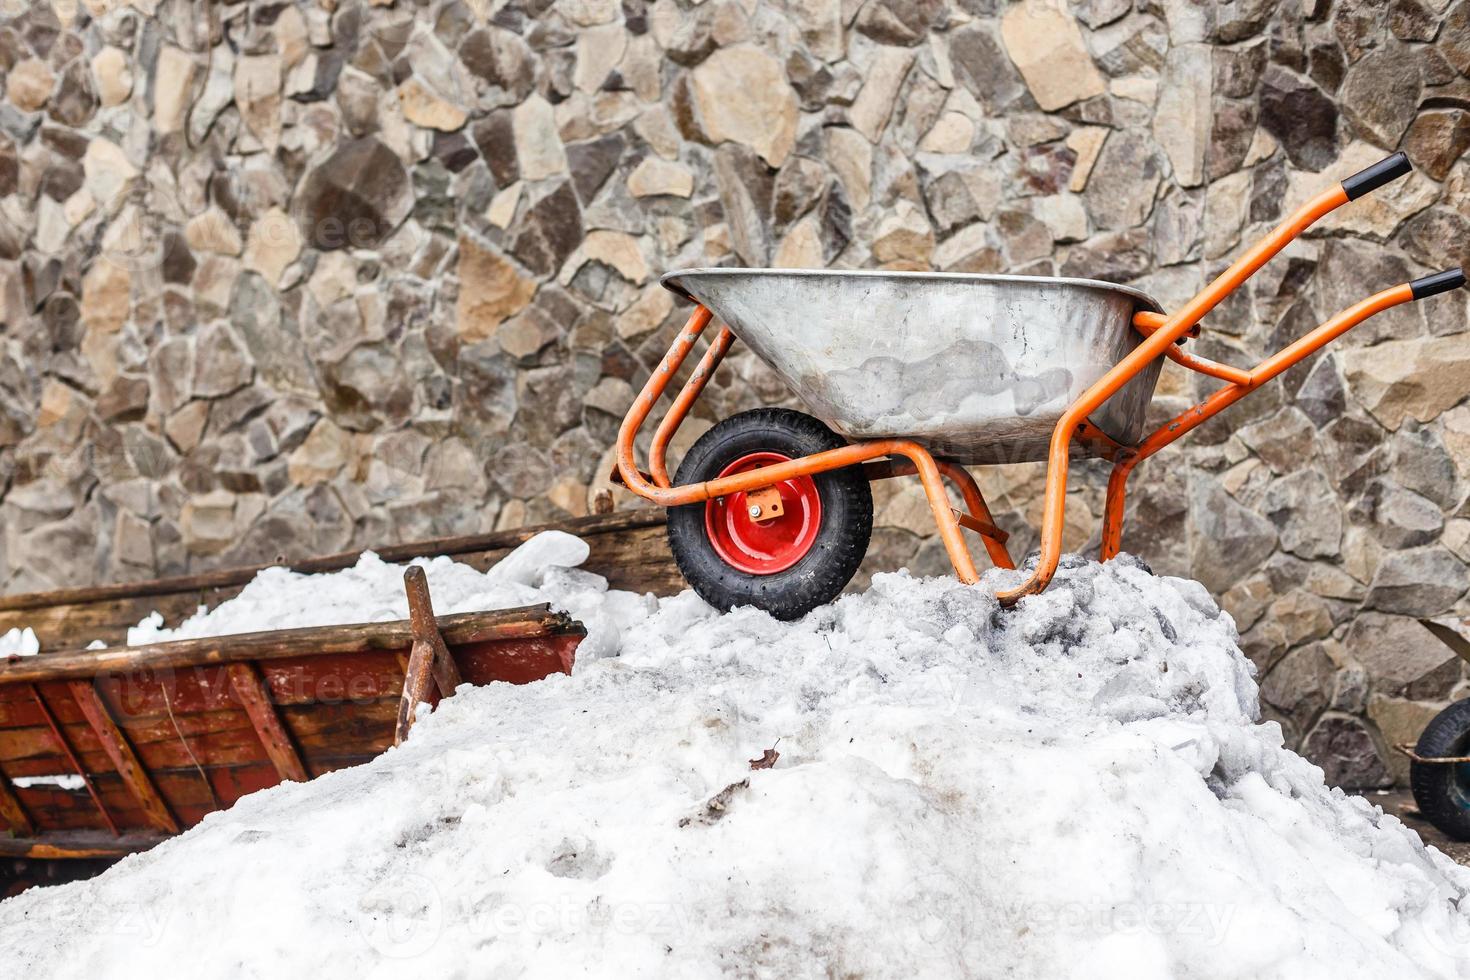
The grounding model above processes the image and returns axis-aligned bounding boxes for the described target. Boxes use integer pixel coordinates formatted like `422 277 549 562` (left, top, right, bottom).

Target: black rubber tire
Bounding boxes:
668 408 872 621
1409 698 1470 841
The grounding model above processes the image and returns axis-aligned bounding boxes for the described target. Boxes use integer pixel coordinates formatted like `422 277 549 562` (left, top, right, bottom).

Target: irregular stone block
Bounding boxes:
455 236 536 343
1302 714 1391 790
999 0 1105 112
1339 44 1422 150
1084 129 1162 230
1259 65 1336 171
689 44 797 165
1189 481 1278 593
1153 43 1212 187
1342 335 1470 431
1365 546 1469 617
293 138 414 250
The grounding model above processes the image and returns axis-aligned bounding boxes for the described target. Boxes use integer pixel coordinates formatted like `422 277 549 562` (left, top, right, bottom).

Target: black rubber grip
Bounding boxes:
1410 267 1467 299
1342 152 1412 200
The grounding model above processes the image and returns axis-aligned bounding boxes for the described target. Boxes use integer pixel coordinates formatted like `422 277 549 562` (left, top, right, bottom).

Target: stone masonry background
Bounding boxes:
2 0 1470 786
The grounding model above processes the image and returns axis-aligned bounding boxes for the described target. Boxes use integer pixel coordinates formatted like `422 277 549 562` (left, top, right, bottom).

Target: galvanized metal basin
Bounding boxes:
661 269 1166 465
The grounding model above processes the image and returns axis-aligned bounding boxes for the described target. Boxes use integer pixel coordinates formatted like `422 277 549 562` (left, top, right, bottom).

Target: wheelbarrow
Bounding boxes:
614 152 1466 620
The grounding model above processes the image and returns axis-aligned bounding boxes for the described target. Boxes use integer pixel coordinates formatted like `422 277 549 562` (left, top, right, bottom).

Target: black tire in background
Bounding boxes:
1410 698 1470 841
667 408 872 621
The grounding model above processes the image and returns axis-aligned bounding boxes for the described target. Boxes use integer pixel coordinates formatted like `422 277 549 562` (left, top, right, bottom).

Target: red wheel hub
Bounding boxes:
705 452 822 575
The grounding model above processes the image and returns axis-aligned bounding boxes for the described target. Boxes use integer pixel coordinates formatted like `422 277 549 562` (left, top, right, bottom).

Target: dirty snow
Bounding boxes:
3 534 1470 978
0 626 37 657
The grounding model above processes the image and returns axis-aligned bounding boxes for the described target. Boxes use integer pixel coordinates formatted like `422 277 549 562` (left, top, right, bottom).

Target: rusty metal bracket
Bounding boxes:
745 486 784 522
951 508 1009 542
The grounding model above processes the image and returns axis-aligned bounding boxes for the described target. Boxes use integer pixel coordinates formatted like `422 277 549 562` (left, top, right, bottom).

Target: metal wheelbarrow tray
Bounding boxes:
613 152 1468 619
661 270 1165 465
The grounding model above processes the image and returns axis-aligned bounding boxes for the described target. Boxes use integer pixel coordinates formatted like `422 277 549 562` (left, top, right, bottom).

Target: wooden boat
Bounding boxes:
0 510 684 893
0 576 580 868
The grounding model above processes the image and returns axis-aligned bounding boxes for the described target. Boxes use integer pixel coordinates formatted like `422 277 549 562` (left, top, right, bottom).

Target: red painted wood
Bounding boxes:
0 761 34 835
67 681 180 835
228 663 310 783
0 610 582 846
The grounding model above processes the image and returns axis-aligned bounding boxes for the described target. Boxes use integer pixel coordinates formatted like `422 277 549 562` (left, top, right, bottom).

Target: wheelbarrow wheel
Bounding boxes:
1409 698 1470 841
668 408 872 621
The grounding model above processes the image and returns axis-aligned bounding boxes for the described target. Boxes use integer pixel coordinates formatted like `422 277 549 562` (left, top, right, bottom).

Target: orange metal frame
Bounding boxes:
615 164 1447 606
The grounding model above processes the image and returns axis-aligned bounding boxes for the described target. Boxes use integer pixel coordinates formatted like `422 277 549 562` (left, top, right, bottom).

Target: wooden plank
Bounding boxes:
455 635 579 685
395 638 436 746
10 755 393 835
404 567 463 697
0 605 582 685
0 832 168 859
30 683 118 835
227 663 309 783
0 515 677 650
0 655 408 722
10 764 279 832
1 708 267 772
0 697 406 774
0 510 667 612
2 643 562 722
0 762 34 836
67 680 180 835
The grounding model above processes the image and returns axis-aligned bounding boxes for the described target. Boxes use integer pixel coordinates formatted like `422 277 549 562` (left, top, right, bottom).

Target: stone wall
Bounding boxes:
2 0 1470 785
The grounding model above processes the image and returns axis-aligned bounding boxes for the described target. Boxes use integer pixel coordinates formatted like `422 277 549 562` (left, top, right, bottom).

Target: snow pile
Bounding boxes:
4 538 1470 977
0 625 37 657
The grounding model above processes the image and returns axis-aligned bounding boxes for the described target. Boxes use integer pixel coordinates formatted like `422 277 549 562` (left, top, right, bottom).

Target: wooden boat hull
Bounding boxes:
0 600 583 890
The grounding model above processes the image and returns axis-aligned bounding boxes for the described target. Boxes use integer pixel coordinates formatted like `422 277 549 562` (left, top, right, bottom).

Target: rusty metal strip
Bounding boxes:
951 509 1008 542
1072 420 1128 463
67 680 180 835
1421 619 1470 666
1393 743 1470 765
227 662 310 783
30 682 119 836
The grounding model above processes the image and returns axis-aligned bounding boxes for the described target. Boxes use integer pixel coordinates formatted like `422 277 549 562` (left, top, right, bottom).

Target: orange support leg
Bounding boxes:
617 306 714 490
935 462 1014 570
650 325 734 488
865 459 1015 572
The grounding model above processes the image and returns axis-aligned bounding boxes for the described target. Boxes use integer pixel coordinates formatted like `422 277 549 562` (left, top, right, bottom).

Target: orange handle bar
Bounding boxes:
995 153 1423 605
1095 272 1466 561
